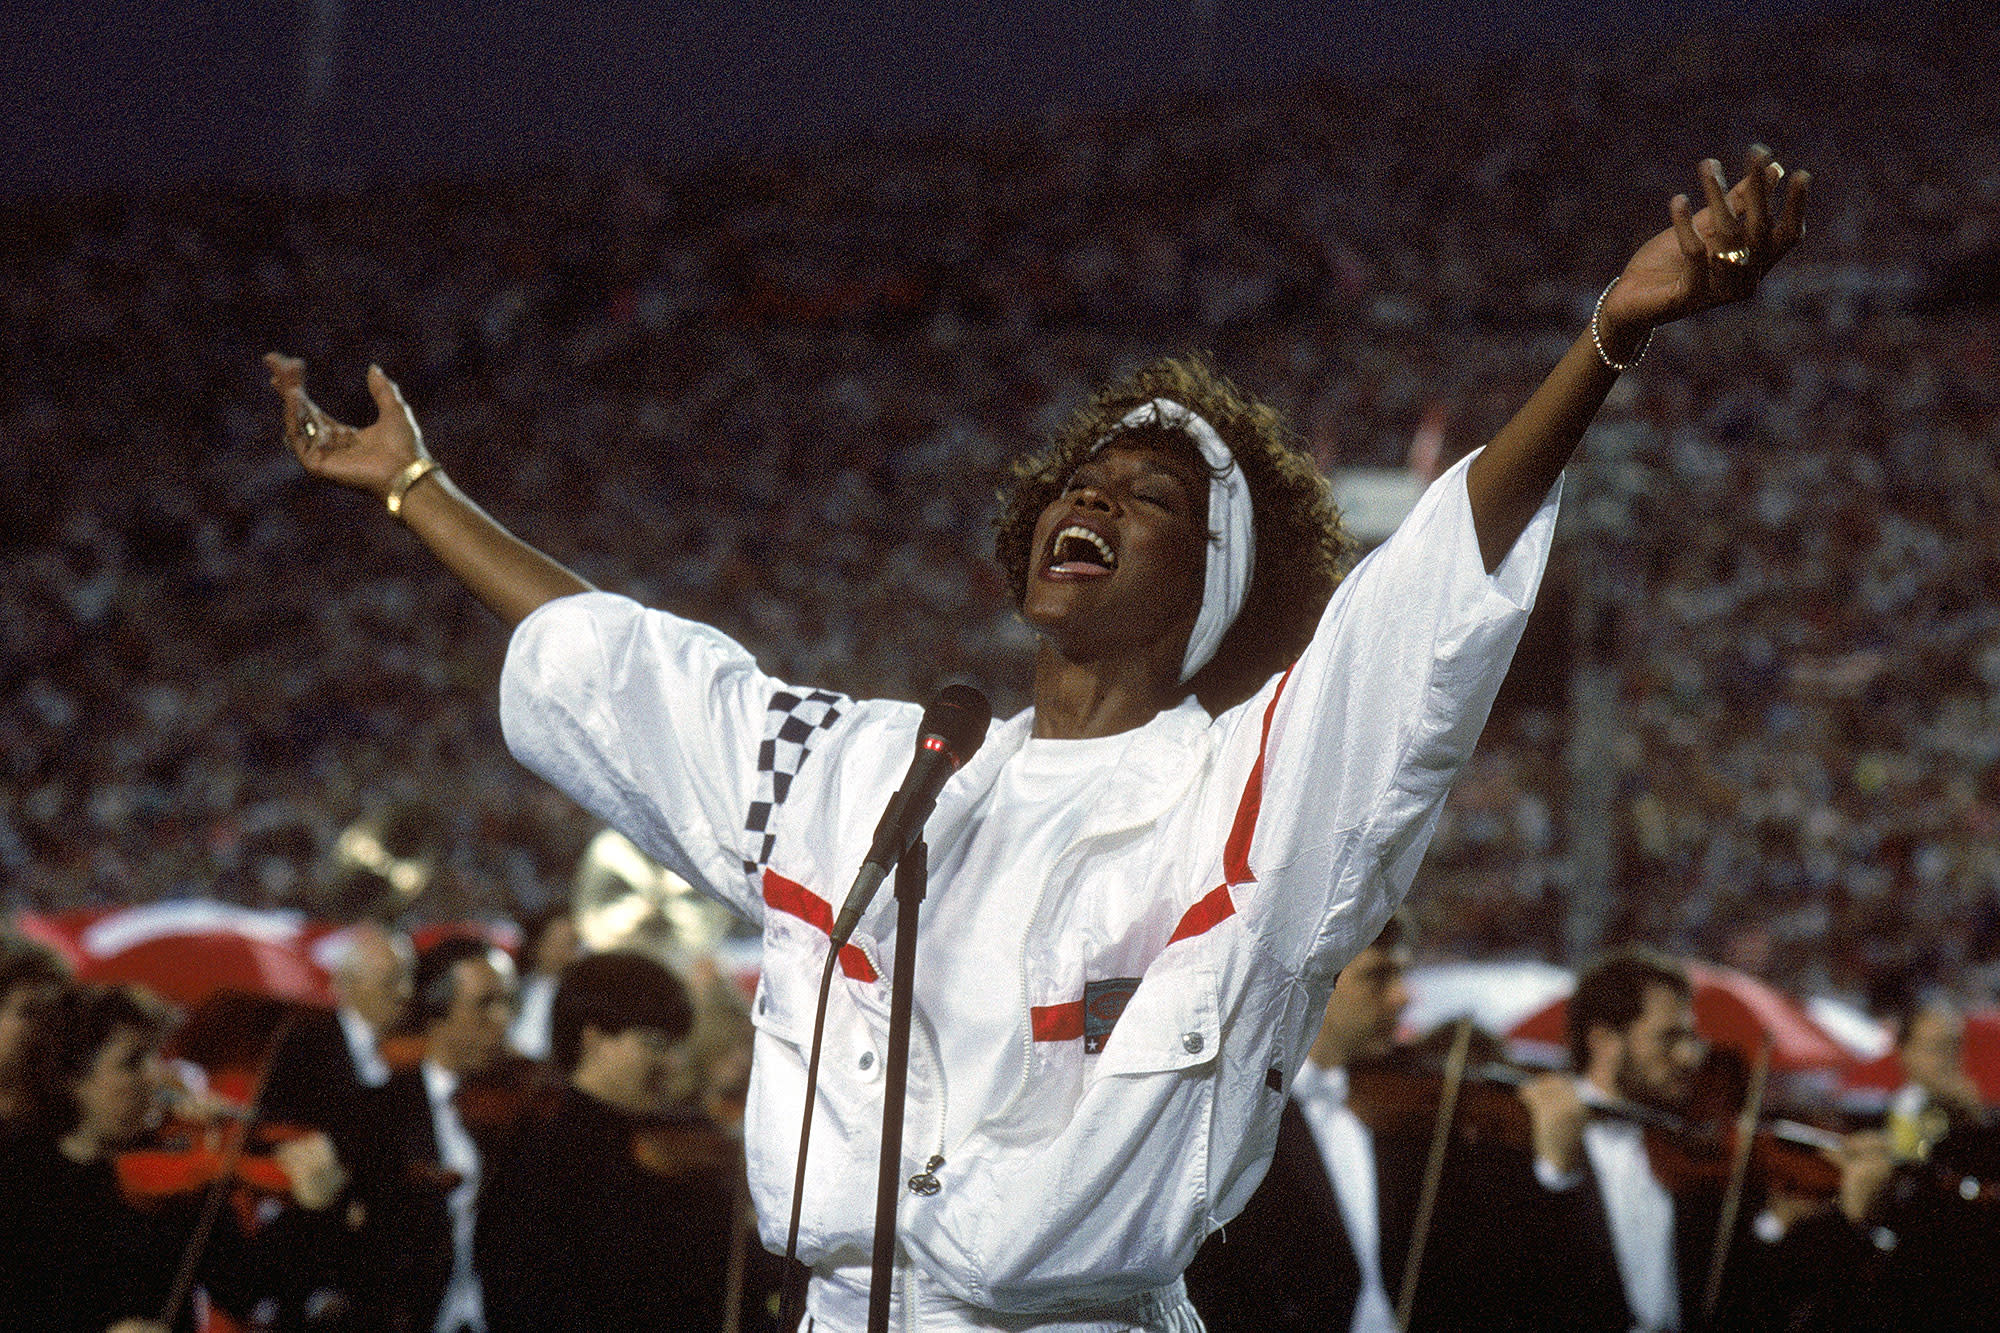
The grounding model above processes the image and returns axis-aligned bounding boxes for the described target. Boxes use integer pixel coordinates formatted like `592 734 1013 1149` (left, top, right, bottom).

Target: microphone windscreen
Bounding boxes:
921 683 991 765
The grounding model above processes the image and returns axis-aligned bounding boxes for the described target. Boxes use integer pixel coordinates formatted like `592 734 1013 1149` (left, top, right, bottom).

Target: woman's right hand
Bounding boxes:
261 353 593 626
265 353 426 501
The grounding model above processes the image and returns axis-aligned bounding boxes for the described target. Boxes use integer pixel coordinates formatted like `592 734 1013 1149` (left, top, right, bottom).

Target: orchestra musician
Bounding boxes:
362 935 534 1333
476 950 752 1333
1182 913 1496 1331
263 920 416 1172
1512 947 1755 1332
1732 988 2000 1332
0 982 347 1333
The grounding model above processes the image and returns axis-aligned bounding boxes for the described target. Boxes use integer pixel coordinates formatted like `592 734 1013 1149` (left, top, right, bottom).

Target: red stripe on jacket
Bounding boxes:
1030 1002 1085 1042
762 869 880 983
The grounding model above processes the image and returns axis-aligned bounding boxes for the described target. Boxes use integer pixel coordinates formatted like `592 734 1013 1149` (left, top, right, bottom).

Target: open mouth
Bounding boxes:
1046 525 1117 577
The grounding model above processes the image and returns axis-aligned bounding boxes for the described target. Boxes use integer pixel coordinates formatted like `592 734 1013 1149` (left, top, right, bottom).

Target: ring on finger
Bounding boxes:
298 415 320 441
1715 248 1751 267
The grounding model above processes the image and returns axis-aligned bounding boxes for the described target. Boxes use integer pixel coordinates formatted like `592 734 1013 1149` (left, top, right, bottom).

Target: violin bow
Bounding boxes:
159 1008 299 1329
1396 1015 1475 1332
1701 1035 1771 1326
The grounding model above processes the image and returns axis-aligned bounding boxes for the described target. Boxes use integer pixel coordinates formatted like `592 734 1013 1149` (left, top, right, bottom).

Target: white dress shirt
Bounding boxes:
337 1004 391 1087
421 1060 487 1333
507 973 557 1061
1290 1061 1399 1333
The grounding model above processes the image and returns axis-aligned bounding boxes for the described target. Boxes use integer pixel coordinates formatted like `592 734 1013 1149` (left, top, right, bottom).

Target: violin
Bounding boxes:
377 1030 429 1073
1640 1108 1846 1200
115 1105 320 1206
1632 1041 1848 1201
629 1104 740 1181
151 1009 342 1332
452 1055 551 1135
398 1054 553 1197
1346 1032 1848 1198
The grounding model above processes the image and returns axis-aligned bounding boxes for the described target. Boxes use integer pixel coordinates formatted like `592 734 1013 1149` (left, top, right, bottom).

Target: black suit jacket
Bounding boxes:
476 1087 745 1333
263 1007 381 1169
1186 1095 1499 1332
360 1067 458 1333
1512 1147 1737 1333
352 1057 545 1333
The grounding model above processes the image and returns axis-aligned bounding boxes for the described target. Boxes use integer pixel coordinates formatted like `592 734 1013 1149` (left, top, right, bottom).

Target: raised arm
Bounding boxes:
1465 145 1812 571
265 354 592 629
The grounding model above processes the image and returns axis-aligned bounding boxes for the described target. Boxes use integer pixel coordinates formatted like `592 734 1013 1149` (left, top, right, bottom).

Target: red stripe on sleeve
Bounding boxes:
761 869 880 983
1221 663 1295 888
762 870 833 933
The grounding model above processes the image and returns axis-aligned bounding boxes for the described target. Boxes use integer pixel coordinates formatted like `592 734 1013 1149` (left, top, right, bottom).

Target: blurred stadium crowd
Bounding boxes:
2 3 1997 1014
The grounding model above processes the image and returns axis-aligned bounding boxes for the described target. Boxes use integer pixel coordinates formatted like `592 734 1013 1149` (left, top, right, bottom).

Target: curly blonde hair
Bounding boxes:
994 354 1355 711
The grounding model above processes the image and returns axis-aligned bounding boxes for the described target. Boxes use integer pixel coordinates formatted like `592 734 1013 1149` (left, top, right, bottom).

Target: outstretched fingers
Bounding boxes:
1739 144 1773 250
1696 158 1752 262
1772 165 1812 254
367 362 414 426
265 351 307 423
1669 192 1707 268
265 351 325 456
1697 159 1738 239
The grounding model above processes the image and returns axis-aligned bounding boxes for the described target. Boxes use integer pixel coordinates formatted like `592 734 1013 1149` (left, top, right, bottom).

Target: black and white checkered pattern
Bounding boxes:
742 688 849 875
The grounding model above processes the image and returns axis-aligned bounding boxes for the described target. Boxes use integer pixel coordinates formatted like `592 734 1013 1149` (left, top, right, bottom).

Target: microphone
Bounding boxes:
828 683 991 951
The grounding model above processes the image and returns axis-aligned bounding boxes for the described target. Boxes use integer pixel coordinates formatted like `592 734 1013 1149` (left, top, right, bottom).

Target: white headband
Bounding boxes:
1098 398 1255 682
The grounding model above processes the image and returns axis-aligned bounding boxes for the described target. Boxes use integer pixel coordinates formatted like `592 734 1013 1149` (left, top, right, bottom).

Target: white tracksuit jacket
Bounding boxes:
499 452 1559 1330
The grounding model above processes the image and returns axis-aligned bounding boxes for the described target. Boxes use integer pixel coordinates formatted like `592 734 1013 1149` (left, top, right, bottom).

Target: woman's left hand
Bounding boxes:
1597 145 1811 353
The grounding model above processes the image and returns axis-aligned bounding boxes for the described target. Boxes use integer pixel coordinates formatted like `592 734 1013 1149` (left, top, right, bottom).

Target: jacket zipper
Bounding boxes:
908 1005 948 1194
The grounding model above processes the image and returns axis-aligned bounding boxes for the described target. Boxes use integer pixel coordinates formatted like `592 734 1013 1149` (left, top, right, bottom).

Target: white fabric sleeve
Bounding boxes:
1232 448 1561 982
498 592 778 924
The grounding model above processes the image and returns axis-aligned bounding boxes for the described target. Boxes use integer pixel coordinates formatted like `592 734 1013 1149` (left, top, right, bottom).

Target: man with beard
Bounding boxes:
1513 948 1732 1332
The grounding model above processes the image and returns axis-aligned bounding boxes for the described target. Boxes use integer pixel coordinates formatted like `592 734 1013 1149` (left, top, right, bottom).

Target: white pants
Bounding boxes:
803 1273 1207 1333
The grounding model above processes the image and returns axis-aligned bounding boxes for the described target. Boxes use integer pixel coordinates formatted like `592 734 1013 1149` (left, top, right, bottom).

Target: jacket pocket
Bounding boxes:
749 914 826 1048
1091 960 1219 1079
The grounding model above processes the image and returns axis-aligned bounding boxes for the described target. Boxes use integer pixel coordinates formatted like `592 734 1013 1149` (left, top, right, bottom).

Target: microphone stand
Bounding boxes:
867 838 928 1333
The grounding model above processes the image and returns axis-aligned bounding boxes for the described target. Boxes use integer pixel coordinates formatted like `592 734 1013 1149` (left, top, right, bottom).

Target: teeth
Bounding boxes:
1054 525 1116 567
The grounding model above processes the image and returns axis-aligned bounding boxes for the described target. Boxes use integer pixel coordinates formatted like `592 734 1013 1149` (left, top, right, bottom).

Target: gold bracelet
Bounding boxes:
385 458 441 518
1591 276 1652 373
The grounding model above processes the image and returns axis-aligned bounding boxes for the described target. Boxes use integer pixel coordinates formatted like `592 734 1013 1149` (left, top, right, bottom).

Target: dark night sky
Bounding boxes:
4 0 1850 198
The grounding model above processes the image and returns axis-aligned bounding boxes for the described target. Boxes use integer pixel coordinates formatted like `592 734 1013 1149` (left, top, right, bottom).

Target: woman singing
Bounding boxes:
267 147 1807 1331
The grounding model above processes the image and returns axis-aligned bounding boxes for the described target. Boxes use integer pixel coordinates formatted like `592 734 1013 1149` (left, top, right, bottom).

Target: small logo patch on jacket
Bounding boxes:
1083 978 1142 1054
